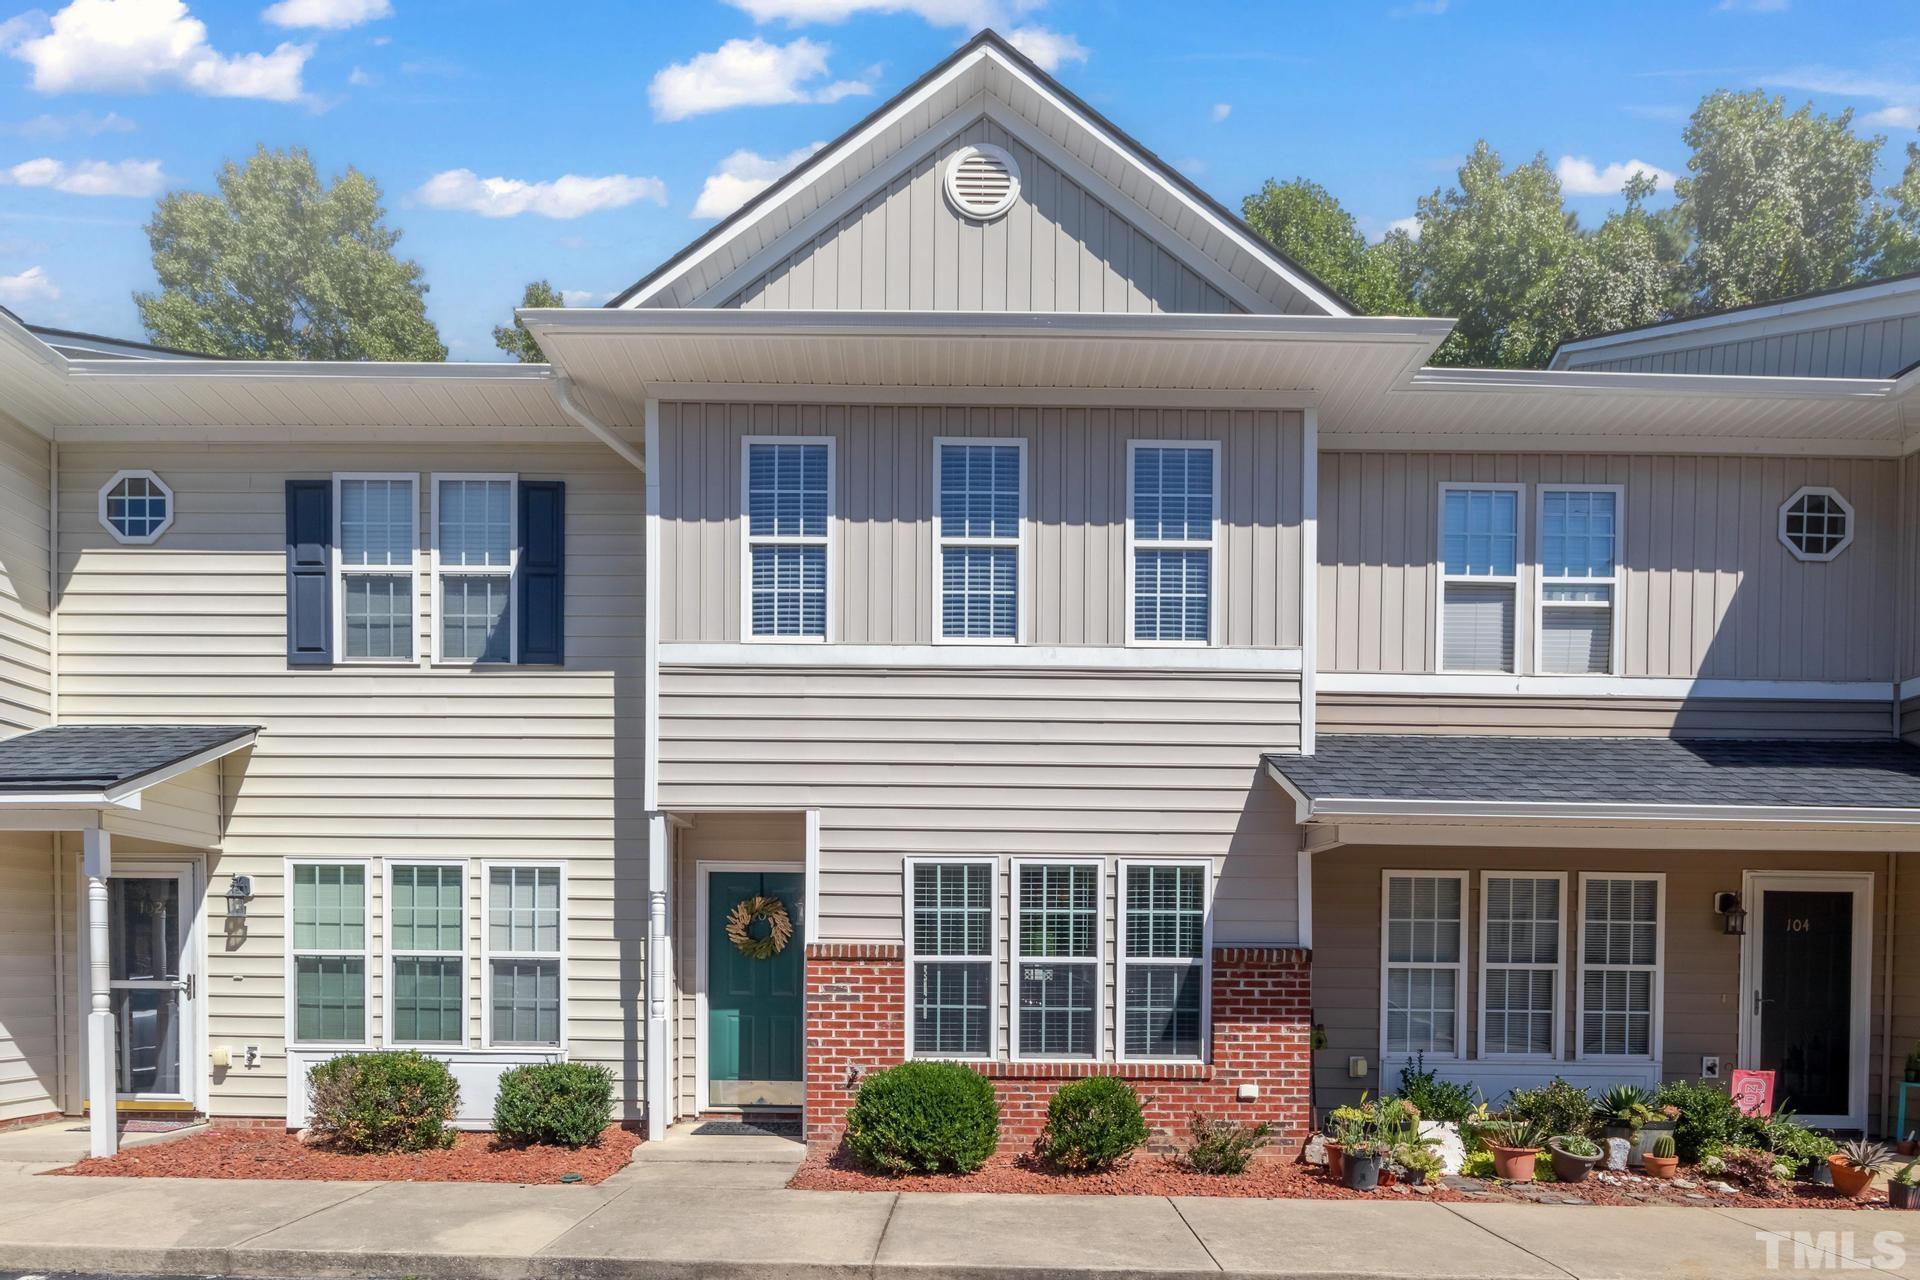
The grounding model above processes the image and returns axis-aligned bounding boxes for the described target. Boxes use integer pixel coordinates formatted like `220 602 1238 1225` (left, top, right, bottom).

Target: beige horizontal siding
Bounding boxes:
660 403 1305 649
56 441 645 1120
1319 451 1897 682
0 414 51 734
0 836 61 1123
1321 693 1896 738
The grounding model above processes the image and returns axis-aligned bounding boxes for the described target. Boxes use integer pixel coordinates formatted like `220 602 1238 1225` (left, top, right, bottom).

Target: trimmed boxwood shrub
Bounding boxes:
1041 1076 1150 1171
843 1061 999 1174
307 1050 459 1153
493 1062 615 1148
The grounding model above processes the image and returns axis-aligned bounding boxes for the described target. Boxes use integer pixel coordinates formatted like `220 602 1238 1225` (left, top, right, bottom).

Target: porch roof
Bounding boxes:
0 723 258 804
1263 735 1920 826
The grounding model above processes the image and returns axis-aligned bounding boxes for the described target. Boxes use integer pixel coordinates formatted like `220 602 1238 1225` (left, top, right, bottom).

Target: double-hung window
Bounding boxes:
486 864 563 1047
1579 874 1662 1059
1129 442 1218 644
907 860 994 1058
1438 485 1521 673
290 863 368 1044
1013 861 1099 1058
1479 873 1564 1057
744 438 831 640
434 475 516 664
935 440 1024 642
336 475 418 662
1382 871 1465 1057
388 863 465 1046
1538 487 1619 675
1120 861 1209 1060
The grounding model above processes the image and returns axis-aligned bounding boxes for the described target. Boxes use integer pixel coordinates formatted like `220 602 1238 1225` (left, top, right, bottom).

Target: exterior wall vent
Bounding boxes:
944 144 1021 221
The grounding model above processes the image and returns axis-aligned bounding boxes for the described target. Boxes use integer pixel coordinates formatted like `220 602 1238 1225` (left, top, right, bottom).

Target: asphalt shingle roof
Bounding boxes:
0 724 257 794
1265 736 1920 812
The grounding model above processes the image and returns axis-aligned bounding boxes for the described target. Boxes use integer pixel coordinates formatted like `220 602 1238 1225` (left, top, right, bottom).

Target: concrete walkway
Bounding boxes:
1 1128 1918 1280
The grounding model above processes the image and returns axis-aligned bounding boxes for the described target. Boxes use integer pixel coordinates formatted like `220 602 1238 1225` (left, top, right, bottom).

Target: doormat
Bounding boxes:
692 1119 803 1138
68 1118 200 1134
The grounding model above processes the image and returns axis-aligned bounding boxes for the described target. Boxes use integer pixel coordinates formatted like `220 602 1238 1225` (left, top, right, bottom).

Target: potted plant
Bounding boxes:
1642 1133 1680 1180
1906 1044 1920 1084
1324 1103 1369 1180
1547 1133 1604 1184
1594 1085 1656 1167
1487 1120 1547 1182
1892 1160 1920 1210
1394 1142 1443 1186
1829 1139 1892 1200
1342 1138 1389 1192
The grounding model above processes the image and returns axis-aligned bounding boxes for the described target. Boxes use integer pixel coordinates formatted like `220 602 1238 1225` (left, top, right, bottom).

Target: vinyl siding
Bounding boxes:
660 403 1305 649
0 836 61 1124
725 117 1246 315
1321 693 1894 739
0 413 52 734
1318 451 1896 681
1559 314 1920 378
55 441 645 1120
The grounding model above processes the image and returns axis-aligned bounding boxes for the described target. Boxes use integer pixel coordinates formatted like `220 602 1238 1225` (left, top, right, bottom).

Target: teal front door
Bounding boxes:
707 870 804 1107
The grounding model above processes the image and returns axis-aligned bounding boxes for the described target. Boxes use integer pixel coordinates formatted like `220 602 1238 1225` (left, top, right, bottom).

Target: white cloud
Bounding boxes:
1555 154 1676 196
1386 215 1421 240
559 289 601 305
2 156 165 196
0 266 59 306
648 37 870 121
692 143 824 219
1210 102 1231 123
1005 26 1085 72
1763 65 1920 135
413 169 668 219
1388 0 1448 15
1717 0 1788 10
0 109 135 138
6 0 311 101
261 0 391 28
725 0 1020 25
347 64 374 86
1866 105 1919 129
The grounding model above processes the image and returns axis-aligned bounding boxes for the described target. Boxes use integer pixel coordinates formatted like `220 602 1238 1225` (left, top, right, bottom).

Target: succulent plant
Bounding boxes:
1650 1133 1677 1160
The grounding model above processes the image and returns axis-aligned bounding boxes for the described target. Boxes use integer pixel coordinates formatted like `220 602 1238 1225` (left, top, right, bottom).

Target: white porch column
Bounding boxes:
645 811 669 1140
83 826 115 1158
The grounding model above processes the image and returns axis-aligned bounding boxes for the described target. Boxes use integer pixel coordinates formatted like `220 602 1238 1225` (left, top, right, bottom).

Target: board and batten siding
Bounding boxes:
0 835 62 1124
1559 314 1920 379
659 403 1305 649
54 441 645 1119
1318 451 1896 682
0 413 52 734
725 117 1249 315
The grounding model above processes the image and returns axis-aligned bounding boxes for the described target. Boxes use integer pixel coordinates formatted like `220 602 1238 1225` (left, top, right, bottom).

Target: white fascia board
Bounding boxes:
1407 365 1896 401
1299 796 1920 827
1554 274 1920 360
99 730 257 804
663 641 1303 671
65 359 554 383
1261 759 1317 826
0 791 125 809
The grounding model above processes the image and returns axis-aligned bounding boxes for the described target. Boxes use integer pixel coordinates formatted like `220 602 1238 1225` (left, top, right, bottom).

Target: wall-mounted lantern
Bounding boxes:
1714 891 1747 936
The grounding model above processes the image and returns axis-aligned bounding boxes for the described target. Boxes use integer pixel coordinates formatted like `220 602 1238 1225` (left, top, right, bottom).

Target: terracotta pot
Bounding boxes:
1324 1141 1344 1180
1642 1154 1679 1180
1489 1143 1540 1182
1829 1154 1879 1200
1378 1166 1398 1187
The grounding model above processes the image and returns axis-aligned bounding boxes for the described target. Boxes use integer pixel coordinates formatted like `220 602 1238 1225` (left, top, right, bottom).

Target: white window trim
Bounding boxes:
902 856 999 1062
932 436 1030 646
98 468 174 545
1575 871 1666 1065
478 860 568 1052
1117 857 1214 1064
333 472 421 666
1435 482 1526 675
1008 857 1104 1062
1125 439 1222 648
1379 868 1468 1064
383 859 468 1051
739 435 836 644
283 856 374 1052
1534 483 1624 677
431 473 519 666
1475 870 1567 1062
1778 484 1855 563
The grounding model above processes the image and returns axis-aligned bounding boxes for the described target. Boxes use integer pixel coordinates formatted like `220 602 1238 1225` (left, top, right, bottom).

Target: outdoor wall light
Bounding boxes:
226 873 253 918
1714 891 1747 936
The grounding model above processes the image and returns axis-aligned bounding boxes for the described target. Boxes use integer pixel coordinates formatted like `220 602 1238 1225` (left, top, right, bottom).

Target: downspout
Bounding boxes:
553 375 647 477
1885 853 1899 1140
47 438 58 726
48 439 65 1111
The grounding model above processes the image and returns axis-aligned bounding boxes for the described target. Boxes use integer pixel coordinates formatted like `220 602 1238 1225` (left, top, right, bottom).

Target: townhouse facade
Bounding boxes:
0 31 1918 1159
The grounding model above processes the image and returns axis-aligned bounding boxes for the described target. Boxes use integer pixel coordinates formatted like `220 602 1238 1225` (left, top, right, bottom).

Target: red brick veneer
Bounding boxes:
802 942 1312 1151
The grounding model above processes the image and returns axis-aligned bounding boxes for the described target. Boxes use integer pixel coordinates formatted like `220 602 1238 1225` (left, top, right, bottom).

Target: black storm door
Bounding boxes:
1757 889 1852 1119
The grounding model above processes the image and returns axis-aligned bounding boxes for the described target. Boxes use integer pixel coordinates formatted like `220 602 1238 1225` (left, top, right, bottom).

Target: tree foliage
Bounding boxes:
493 280 564 363
1241 179 1414 315
136 145 445 361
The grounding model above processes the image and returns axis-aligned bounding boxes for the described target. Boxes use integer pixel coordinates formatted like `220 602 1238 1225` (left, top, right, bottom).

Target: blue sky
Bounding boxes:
0 0 1911 359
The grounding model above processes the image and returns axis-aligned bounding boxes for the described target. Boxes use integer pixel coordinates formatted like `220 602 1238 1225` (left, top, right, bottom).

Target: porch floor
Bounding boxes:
630 1118 804 1166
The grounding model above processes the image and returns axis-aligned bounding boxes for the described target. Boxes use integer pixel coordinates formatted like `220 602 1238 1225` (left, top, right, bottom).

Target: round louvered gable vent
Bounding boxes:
944 144 1020 220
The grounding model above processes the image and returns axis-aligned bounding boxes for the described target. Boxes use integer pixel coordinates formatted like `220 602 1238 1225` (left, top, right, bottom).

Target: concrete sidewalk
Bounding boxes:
1 1136 1918 1280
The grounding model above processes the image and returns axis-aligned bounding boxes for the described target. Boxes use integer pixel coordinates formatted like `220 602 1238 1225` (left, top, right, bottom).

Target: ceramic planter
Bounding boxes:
1829 1155 1879 1200
1342 1150 1383 1192
1642 1153 1680 1180
1547 1141 1603 1184
1488 1143 1541 1182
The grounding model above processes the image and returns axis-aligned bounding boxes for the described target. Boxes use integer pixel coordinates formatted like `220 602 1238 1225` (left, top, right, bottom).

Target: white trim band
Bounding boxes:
661 642 1305 671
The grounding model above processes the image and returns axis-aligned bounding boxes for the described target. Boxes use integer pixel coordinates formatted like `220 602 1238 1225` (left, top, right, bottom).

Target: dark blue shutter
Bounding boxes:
285 479 332 666
519 481 565 665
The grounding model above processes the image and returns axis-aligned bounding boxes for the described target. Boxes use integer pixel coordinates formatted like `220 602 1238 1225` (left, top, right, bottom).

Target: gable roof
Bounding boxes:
610 29 1353 317
0 724 257 802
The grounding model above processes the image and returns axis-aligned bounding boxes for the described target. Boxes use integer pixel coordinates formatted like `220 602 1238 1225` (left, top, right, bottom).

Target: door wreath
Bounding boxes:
726 894 794 960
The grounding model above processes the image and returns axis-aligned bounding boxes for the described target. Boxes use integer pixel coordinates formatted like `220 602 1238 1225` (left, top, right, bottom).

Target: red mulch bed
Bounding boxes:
49 1125 641 1185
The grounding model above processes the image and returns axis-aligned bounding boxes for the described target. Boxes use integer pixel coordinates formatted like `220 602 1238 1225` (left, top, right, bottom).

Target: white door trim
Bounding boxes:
78 855 206 1112
693 859 808 1116
1737 870 1873 1130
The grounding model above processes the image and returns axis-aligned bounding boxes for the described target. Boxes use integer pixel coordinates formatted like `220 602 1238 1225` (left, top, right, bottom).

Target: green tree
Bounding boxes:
493 280 564 363
1676 90 1881 311
136 145 446 361
1866 141 1920 279
1546 173 1689 348
1241 178 1417 314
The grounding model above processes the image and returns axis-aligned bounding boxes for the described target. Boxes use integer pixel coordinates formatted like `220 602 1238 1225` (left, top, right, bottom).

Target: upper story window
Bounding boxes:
100 469 173 544
744 438 831 641
1129 442 1218 645
1780 486 1853 562
434 475 516 664
1538 487 1620 675
336 475 418 663
1438 485 1521 673
936 440 1024 642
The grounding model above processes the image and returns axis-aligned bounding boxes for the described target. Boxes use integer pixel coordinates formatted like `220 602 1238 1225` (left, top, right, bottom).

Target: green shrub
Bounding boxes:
1182 1114 1271 1175
1505 1078 1595 1141
1460 1148 1495 1178
1041 1077 1150 1171
493 1062 615 1148
307 1050 459 1153
1745 1110 1838 1173
1398 1054 1474 1124
1654 1079 1745 1162
843 1061 999 1175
